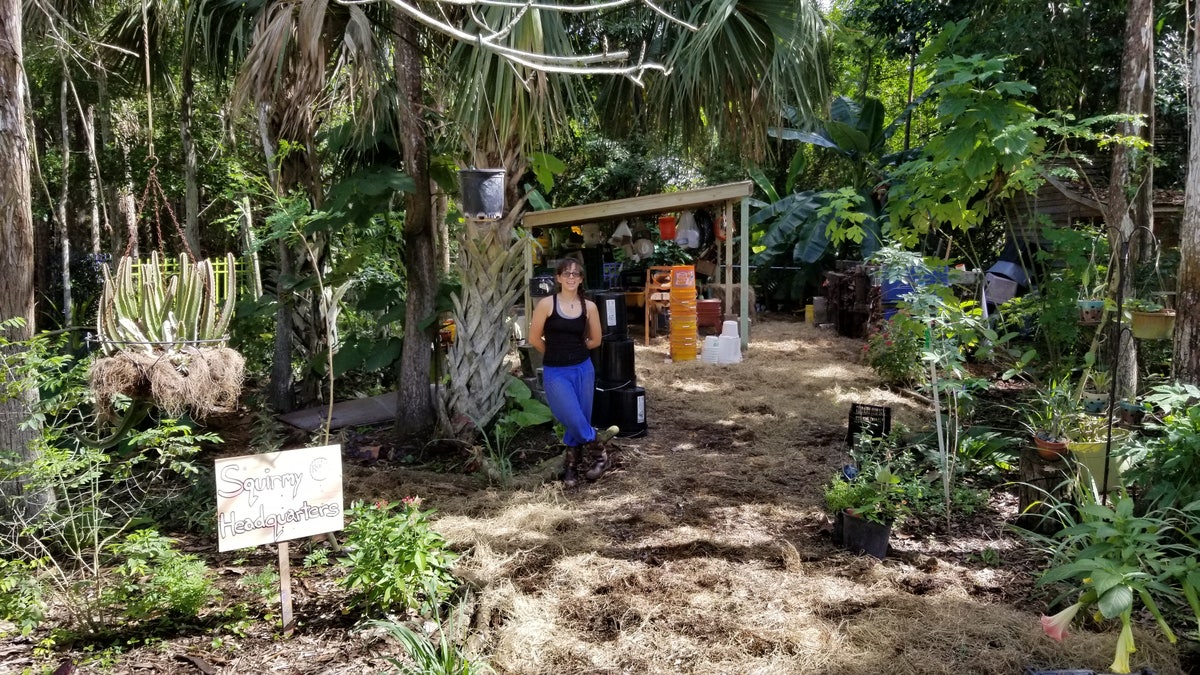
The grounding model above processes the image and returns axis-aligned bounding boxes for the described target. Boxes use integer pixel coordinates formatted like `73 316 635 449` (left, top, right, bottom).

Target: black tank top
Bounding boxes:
542 295 591 367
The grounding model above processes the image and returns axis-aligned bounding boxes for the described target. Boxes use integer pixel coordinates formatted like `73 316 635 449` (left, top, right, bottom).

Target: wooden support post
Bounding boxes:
278 541 294 636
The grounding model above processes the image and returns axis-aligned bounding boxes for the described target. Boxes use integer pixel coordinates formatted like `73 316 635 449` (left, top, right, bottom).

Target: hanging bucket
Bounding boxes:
611 385 647 437
658 215 677 240
591 291 628 338
459 168 506 220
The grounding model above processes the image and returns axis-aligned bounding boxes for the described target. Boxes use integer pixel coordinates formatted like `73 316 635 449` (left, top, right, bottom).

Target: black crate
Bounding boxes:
846 403 892 448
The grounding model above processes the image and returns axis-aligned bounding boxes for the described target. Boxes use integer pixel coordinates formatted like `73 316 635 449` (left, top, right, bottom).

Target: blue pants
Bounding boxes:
543 359 596 447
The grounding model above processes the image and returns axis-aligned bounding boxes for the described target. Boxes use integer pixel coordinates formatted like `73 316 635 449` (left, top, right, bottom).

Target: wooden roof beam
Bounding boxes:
520 181 754 229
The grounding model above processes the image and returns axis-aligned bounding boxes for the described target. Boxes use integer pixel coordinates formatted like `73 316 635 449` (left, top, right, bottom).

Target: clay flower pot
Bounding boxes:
1033 432 1069 461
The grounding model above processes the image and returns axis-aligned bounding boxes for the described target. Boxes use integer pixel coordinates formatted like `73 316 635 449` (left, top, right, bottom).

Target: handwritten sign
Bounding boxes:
215 445 344 552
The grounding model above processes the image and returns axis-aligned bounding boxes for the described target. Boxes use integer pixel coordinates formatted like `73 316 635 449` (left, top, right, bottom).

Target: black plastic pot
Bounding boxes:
460 168 506 220
840 510 890 559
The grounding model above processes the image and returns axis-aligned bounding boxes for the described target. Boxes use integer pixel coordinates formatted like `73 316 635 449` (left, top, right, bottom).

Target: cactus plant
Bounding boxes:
96 252 237 356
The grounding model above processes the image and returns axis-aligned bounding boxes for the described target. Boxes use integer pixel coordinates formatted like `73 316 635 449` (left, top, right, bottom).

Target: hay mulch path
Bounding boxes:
3 318 1183 674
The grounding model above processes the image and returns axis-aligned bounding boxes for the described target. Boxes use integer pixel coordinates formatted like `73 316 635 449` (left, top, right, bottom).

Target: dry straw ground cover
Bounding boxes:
350 319 1182 674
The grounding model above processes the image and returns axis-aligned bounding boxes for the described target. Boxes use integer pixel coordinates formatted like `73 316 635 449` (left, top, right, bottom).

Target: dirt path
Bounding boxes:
353 319 1181 674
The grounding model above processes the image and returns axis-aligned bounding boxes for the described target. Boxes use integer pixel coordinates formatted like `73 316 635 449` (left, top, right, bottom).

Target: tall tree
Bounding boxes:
393 12 438 441
1104 0 1154 398
0 0 50 517
1176 0 1200 383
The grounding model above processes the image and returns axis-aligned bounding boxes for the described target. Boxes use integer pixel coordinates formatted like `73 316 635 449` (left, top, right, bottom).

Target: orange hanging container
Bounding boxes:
658 215 677 240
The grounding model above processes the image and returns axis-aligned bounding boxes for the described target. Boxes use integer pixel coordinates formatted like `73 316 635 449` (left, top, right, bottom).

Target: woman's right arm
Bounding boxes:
528 297 552 354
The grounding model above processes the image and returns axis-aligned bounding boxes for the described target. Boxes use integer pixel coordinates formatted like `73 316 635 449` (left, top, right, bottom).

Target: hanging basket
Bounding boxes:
459 168 506 220
89 346 245 420
1130 309 1175 340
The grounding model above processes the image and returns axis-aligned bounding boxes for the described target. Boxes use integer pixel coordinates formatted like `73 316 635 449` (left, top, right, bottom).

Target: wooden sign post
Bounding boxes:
215 445 344 636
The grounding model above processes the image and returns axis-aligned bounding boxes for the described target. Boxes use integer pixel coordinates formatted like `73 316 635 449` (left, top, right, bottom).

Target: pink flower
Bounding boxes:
402 495 422 507
373 500 388 509
1040 602 1082 643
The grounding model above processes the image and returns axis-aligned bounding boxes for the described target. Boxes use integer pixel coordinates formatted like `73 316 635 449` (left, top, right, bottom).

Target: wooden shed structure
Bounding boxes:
520 181 755 349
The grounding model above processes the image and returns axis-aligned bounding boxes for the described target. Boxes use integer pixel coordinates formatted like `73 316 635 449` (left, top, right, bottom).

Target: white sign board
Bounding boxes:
215 445 344 553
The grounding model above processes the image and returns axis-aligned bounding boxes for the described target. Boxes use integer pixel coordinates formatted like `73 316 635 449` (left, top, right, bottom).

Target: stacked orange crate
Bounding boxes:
669 265 698 361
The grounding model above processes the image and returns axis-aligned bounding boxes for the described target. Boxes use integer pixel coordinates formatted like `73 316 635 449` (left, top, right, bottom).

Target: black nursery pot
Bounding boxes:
460 168 506 220
840 510 890 559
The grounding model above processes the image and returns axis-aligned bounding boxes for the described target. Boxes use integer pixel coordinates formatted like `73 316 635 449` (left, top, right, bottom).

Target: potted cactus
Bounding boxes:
90 252 244 418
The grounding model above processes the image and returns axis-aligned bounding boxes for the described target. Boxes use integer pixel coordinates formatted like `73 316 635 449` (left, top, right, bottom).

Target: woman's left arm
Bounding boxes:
584 301 603 350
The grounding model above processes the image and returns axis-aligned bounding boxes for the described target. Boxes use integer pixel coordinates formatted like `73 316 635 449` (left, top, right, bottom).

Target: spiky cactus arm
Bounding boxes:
442 228 529 436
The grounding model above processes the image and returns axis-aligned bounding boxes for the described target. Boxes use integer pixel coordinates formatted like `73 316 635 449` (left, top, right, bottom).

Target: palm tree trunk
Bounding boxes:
440 225 527 436
393 12 438 441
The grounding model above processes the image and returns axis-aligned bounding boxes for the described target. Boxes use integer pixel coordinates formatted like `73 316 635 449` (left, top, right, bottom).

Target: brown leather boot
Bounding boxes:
584 440 609 481
562 447 581 488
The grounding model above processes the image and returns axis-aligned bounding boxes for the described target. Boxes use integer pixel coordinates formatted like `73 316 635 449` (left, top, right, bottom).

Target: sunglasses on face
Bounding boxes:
559 271 582 278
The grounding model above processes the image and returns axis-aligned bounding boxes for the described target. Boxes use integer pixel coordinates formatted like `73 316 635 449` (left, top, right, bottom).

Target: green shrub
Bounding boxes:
0 557 46 635
863 313 927 386
339 498 458 617
104 529 216 621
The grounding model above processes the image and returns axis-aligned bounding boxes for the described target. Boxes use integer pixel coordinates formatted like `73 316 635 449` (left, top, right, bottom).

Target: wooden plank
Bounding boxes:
521 181 753 229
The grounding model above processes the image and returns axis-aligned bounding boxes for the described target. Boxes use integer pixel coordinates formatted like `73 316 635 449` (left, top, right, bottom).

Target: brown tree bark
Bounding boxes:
181 54 202 257
393 13 438 442
1104 0 1154 399
0 0 51 517
1176 2 1200 383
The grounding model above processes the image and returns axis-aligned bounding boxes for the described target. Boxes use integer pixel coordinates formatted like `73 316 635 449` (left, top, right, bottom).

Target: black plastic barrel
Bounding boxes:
611 385 647 438
592 387 616 429
593 336 635 383
590 291 628 338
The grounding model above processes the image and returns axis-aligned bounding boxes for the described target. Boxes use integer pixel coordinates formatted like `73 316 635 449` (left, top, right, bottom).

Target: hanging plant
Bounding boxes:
89 252 244 419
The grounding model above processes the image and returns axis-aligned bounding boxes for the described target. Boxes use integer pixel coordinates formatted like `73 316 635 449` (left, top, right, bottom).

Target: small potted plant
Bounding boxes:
1081 369 1111 414
824 465 906 559
1125 298 1175 340
1022 380 1075 460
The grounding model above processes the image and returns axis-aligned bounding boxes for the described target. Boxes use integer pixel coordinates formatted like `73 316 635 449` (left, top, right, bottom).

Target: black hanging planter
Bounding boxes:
459 168 506 220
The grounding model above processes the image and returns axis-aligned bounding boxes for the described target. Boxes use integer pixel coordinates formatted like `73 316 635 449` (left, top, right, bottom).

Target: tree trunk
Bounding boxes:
87 104 101 254
58 75 72 325
259 105 294 412
393 13 438 442
180 54 201 257
1104 0 1153 399
1176 2 1200 383
0 0 51 518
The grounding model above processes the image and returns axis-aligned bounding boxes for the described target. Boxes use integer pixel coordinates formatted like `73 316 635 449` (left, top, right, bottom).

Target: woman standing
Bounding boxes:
528 259 618 487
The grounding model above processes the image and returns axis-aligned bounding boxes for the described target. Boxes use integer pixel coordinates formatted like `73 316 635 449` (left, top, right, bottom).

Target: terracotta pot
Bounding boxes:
1033 432 1069 461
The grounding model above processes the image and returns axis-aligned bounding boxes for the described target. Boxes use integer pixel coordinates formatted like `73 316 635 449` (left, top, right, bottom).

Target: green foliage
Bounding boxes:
1 328 222 633
1032 496 1200 662
339 499 459 617
369 618 483 675
864 313 927 386
0 557 46 635
472 377 554 485
1121 383 1200 510
104 529 216 621
238 568 281 606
